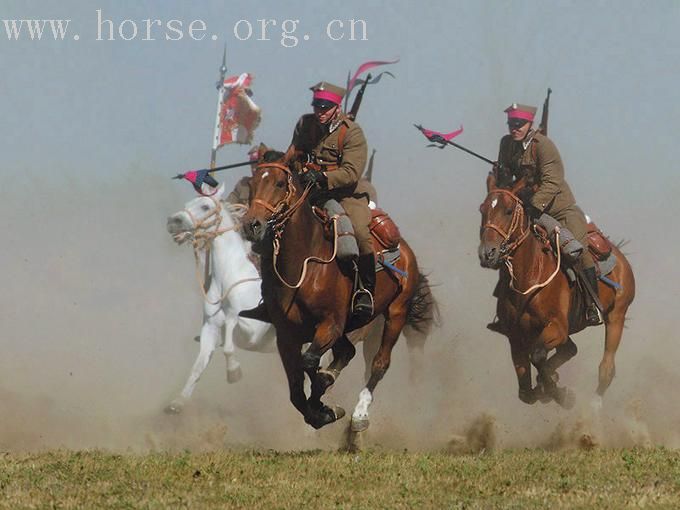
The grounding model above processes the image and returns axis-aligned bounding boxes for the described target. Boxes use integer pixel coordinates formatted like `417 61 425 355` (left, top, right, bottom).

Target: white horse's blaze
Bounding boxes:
261 171 269 179
491 198 498 208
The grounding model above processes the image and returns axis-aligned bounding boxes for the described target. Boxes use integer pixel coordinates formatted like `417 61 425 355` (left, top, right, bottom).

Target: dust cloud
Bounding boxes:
0 162 677 454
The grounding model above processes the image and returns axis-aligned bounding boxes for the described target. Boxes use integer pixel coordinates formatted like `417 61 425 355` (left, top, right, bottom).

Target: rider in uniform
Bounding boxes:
240 82 375 322
225 144 261 206
495 103 602 326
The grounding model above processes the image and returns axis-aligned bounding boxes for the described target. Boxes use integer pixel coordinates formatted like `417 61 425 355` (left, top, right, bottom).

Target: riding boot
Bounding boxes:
584 266 603 326
352 253 376 319
239 301 271 323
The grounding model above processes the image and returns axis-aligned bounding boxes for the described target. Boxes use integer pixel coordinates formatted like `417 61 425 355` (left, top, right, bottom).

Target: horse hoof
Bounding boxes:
590 395 603 413
164 400 183 414
518 389 538 405
306 405 345 430
316 370 336 392
351 416 369 432
227 366 243 383
555 387 576 410
333 406 346 420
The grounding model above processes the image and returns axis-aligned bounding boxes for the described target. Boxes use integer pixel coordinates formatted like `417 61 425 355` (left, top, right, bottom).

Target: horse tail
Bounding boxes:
404 271 441 336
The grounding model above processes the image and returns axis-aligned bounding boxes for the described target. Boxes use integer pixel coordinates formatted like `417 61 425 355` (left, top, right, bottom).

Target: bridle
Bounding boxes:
482 188 561 295
250 162 339 289
250 162 312 238
177 196 256 305
481 189 530 258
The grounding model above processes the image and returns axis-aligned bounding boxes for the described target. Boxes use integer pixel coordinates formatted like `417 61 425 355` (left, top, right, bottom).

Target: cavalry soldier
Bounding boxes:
225 144 261 206
495 103 602 326
240 81 375 322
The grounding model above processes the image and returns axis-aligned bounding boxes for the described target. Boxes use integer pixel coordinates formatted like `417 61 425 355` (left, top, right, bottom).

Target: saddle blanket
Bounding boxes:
376 247 401 273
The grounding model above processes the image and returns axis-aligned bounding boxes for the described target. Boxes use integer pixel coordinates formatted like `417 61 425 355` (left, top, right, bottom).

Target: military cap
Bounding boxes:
504 103 537 122
310 81 345 106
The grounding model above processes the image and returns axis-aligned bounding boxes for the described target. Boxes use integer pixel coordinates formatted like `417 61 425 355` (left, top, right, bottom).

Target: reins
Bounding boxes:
482 189 562 295
253 162 339 289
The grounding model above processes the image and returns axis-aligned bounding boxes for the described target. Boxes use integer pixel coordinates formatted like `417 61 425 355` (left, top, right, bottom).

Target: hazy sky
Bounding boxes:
1 1 679 449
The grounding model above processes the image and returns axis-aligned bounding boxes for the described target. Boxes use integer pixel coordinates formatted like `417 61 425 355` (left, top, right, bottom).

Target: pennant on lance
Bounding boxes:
344 58 399 111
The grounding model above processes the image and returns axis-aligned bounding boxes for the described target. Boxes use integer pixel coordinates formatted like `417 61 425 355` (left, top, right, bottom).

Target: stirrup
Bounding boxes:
586 305 603 326
351 288 374 317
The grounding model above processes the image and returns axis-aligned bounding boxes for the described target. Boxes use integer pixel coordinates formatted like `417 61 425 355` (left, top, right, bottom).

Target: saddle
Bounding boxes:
532 220 615 276
312 205 403 268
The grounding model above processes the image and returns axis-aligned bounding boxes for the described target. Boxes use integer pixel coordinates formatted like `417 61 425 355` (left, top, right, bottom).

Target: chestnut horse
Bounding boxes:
478 179 635 408
242 160 437 430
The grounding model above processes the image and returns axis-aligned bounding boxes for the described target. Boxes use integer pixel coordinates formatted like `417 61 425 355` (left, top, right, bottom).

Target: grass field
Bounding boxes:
1 447 678 509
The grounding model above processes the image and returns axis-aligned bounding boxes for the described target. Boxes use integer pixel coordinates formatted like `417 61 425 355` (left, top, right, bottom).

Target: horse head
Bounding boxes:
242 151 305 252
478 178 528 269
167 183 233 247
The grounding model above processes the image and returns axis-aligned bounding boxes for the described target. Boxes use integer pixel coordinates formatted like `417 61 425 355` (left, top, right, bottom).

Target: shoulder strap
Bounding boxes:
336 124 349 164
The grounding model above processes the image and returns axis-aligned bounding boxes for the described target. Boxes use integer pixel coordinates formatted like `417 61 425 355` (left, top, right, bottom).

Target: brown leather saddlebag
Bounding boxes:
369 208 401 250
587 222 612 261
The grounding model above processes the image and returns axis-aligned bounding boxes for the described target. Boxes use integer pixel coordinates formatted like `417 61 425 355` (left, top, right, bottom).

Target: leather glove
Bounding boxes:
300 170 328 190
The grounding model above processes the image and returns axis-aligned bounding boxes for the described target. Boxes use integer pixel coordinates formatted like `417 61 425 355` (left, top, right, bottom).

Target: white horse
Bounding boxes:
165 184 275 413
165 183 438 415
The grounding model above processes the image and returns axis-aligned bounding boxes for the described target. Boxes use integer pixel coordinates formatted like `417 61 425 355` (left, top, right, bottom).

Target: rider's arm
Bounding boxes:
530 137 565 212
325 124 368 191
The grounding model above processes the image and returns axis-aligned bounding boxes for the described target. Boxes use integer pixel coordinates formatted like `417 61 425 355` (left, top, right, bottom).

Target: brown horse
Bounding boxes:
241 160 437 430
478 179 635 407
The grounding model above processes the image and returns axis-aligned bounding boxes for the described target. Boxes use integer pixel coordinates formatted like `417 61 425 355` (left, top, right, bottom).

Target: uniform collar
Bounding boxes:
522 129 537 151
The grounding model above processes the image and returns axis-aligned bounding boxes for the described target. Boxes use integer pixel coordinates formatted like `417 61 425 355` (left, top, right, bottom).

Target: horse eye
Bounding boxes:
201 204 210 211
506 208 514 215
275 180 286 189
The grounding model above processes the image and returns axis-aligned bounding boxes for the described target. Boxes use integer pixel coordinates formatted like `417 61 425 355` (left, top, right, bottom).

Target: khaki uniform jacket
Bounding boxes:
226 176 251 205
498 131 576 215
289 113 370 198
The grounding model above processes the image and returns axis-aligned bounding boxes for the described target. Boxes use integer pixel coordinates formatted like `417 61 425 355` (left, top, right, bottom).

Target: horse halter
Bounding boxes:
179 195 236 251
481 189 530 257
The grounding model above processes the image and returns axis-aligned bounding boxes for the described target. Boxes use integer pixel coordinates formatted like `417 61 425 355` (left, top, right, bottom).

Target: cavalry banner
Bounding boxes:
213 72 261 150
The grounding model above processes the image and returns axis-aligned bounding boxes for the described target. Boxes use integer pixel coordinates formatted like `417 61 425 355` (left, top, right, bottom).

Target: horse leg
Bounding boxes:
596 309 625 397
509 336 536 404
165 316 222 414
279 328 344 430
532 344 576 410
351 308 406 432
317 334 356 392
222 314 242 383
276 335 308 420
301 319 343 405
544 337 578 374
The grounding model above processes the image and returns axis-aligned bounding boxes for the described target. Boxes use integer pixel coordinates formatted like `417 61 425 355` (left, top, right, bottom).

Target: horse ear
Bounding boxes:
257 143 269 161
510 176 527 195
214 182 226 199
486 172 497 192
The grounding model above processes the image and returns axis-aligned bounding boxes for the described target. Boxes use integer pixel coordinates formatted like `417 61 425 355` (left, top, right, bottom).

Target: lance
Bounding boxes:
172 160 252 190
348 73 371 120
538 87 552 136
210 45 228 170
413 124 495 164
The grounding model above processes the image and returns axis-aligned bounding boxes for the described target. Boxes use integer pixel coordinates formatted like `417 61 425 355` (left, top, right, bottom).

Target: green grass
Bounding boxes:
0 448 679 509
